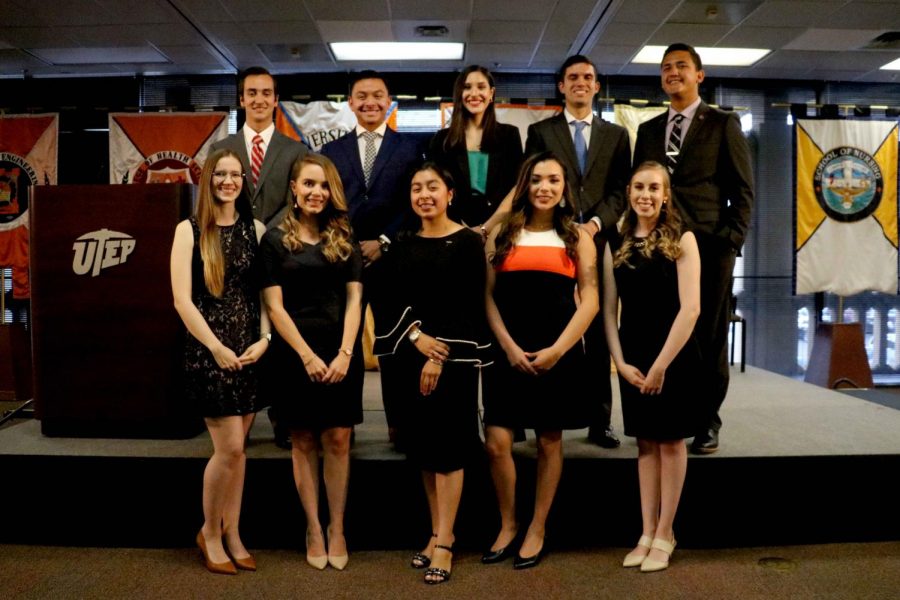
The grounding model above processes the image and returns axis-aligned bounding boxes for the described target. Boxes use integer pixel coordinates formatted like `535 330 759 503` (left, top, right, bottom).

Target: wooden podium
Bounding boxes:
804 322 874 389
30 184 202 437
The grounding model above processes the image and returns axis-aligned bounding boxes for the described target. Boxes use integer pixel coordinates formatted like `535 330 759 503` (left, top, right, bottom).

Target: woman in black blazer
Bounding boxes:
428 65 523 238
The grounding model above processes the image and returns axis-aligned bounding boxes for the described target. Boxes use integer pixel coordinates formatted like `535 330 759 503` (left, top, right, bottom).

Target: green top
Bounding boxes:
467 151 489 195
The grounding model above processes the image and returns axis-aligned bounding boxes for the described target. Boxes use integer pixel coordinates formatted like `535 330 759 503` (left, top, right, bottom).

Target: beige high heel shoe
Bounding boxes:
640 537 676 573
622 535 653 568
306 529 328 570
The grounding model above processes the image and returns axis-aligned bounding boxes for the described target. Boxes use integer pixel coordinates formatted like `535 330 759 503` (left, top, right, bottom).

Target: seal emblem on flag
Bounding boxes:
813 146 882 222
0 152 37 222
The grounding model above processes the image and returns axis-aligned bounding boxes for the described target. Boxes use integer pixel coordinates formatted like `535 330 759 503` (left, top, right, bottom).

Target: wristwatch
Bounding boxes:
340 347 353 357
261 332 272 343
378 234 391 253
407 328 421 344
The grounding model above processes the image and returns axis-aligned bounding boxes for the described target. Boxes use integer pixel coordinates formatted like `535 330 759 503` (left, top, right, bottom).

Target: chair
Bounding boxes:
729 295 746 373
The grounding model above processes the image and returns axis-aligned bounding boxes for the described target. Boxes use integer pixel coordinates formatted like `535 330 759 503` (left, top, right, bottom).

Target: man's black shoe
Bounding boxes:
690 429 719 455
588 427 621 449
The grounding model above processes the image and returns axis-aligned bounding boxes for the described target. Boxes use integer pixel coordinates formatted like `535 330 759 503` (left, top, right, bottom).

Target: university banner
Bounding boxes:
440 103 560 151
276 101 398 151
795 119 899 295
614 104 667 160
0 113 58 298
109 112 228 184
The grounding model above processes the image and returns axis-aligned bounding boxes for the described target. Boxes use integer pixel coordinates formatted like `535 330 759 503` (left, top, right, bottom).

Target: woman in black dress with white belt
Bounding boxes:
171 148 270 575
261 154 363 571
603 161 701 572
374 162 490 585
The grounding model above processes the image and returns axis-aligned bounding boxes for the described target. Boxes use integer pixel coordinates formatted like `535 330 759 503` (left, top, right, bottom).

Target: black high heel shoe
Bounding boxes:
482 530 521 564
513 536 545 570
411 533 437 569
424 544 453 584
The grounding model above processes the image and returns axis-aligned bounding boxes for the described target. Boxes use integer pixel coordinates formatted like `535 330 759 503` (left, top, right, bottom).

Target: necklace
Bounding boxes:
633 237 647 249
525 224 554 232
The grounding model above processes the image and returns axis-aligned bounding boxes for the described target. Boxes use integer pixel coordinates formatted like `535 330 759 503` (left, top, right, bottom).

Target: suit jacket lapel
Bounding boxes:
343 131 366 187
255 131 284 194
679 101 708 155
367 128 398 189
583 116 604 177
549 114 579 175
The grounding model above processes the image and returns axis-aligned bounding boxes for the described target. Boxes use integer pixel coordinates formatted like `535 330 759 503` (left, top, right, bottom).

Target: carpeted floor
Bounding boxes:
2 541 899 599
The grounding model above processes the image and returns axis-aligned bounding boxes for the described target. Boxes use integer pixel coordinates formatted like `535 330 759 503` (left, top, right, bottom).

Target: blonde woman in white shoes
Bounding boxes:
602 162 701 572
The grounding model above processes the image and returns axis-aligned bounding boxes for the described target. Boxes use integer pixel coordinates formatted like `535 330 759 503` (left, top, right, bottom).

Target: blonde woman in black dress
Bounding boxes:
603 161 701 572
171 148 270 575
261 154 363 571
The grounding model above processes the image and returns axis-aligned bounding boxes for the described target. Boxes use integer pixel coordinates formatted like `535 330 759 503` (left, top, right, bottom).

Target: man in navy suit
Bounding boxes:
210 66 307 227
321 70 422 448
633 43 754 454
524 55 632 449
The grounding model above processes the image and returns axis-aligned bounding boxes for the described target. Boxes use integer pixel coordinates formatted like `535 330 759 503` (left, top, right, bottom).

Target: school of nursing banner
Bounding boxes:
795 119 899 295
276 101 398 151
440 103 560 151
109 112 228 184
614 104 667 160
0 113 58 299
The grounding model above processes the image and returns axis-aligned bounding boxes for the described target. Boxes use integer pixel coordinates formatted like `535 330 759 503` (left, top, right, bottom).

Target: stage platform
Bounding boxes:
2 366 899 550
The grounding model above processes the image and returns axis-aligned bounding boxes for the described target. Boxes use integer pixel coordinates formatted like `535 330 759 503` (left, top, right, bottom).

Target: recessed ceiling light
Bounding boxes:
880 57 900 70
632 45 770 67
330 42 463 61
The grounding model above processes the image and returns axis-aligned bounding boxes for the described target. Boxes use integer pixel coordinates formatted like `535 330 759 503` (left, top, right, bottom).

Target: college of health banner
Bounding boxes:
614 104 667 160
440 103 560 151
109 113 228 184
0 113 58 298
276 101 398 151
795 119 899 295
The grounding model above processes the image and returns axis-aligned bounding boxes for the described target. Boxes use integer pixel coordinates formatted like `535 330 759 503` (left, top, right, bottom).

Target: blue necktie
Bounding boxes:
573 120 587 175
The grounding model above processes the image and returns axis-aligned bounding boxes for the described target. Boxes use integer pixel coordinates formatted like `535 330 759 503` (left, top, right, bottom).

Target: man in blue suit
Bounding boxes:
321 70 422 448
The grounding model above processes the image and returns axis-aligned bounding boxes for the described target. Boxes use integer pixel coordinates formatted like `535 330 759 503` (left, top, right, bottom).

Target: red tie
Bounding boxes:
251 134 264 186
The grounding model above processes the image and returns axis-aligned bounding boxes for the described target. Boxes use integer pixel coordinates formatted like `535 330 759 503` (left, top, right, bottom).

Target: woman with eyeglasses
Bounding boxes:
171 148 271 575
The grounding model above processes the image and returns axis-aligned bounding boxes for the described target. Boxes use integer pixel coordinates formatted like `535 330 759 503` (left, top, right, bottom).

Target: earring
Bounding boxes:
560 198 566 208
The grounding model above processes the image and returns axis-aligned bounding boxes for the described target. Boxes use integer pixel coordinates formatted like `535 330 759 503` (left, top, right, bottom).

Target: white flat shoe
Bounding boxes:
640 537 676 573
622 535 653 567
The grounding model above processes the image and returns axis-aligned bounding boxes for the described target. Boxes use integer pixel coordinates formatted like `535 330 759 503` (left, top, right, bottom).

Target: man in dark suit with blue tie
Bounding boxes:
524 55 632 449
321 70 422 448
633 43 754 454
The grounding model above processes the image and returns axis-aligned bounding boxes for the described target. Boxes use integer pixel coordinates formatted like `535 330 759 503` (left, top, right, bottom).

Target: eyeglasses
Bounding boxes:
213 171 244 181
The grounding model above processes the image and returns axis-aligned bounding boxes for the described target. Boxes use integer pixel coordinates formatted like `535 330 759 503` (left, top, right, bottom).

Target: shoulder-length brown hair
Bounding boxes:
614 161 684 268
279 154 353 263
490 152 580 267
196 148 251 298
443 65 500 152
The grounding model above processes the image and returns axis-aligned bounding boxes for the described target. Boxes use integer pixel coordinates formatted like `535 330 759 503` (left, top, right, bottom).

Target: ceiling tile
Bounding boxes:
466 43 535 68
392 20 468 42
590 44 643 64
258 43 332 63
318 21 394 42
670 1 764 25
473 0 554 21
302 0 389 21
649 23 735 46
595 22 658 47
470 21 544 44
543 19 591 46
719 26 806 49
814 2 900 29
237 21 324 45
612 0 682 24
390 0 471 20
157 45 219 64
742 1 846 27
0 27 80 47
217 0 310 22
784 28 887 51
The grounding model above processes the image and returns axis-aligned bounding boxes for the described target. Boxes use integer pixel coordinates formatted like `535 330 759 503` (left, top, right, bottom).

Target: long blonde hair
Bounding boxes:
614 161 683 268
279 154 353 263
196 148 249 297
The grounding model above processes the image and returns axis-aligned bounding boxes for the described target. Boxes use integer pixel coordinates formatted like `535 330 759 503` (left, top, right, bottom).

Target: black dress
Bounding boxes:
483 229 589 431
427 124 523 227
612 235 702 440
373 228 491 473
183 216 261 418
260 229 364 430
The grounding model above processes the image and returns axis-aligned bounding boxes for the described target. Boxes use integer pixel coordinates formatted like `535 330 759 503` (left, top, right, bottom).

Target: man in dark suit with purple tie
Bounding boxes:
321 70 422 448
633 43 754 454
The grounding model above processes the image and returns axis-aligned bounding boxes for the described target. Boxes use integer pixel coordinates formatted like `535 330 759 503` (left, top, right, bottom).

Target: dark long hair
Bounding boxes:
443 65 499 152
491 152 580 267
614 161 684 268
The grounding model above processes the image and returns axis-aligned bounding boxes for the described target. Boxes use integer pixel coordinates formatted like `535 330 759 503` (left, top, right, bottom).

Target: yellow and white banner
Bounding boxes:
440 103 560 151
109 112 228 184
0 113 58 298
614 104 667 160
796 119 898 295
276 100 398 151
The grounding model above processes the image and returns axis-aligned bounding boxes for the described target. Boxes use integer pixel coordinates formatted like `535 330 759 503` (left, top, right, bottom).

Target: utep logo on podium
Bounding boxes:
72 229 136 277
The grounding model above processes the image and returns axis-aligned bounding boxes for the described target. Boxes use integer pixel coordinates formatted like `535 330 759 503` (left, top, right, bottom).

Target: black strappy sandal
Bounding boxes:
424 544 453 585
411 533 437 569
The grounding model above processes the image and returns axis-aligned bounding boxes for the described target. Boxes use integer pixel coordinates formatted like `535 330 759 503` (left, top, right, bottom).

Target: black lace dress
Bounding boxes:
183 216 262 417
